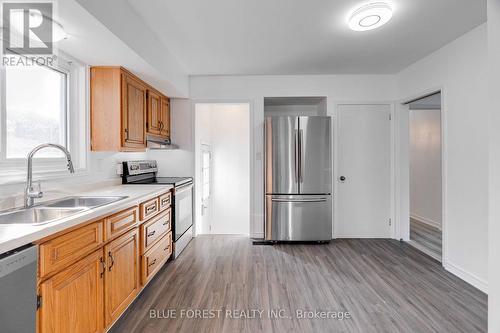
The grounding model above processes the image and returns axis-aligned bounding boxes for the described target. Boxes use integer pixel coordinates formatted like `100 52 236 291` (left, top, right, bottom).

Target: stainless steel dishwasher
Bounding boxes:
0 244 38 333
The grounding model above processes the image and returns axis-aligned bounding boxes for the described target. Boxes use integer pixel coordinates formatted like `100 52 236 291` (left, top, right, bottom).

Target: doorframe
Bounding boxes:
395 86 447 266
192 99 254 236
200 143 213 234
333 101 396 239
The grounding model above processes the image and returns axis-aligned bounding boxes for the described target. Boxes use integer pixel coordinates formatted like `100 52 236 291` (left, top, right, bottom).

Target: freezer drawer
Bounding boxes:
265 195 332 241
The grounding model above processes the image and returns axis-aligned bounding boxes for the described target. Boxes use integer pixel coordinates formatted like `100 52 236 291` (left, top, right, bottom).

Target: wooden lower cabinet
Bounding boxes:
37 195 172 333
104 228 140 327
39 250 105 333
141 232 172 285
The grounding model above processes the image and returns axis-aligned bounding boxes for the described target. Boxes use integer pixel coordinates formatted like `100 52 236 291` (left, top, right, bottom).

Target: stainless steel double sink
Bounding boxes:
0 196 128 226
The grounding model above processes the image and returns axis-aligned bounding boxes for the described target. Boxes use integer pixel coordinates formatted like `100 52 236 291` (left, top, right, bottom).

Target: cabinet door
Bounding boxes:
121 73 146 149
39 250 105 333
160 97 170 138
104 228 139 327
147 90 161 135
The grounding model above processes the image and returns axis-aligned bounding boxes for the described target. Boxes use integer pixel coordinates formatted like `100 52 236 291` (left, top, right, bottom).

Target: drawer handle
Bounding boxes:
100 257 106 278
164 245 170 252
161 199 169 205
146 205 156 213
147 230 156 237
162 221 169 226
148 259 157 267
108 251 115 271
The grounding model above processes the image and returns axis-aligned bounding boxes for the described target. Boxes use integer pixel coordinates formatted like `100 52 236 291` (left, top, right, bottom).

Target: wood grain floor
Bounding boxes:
110 236 486 333
410 218 442 259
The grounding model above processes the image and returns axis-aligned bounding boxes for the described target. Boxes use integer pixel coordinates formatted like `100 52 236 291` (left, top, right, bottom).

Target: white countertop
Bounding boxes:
0 184 173 254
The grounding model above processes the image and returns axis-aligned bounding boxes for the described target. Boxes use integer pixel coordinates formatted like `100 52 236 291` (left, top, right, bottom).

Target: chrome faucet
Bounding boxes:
25 143 75 208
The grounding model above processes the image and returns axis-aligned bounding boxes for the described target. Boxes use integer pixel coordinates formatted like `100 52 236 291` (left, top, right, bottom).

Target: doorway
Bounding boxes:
194 103 251 236
406 92 443 261
336 104 392 238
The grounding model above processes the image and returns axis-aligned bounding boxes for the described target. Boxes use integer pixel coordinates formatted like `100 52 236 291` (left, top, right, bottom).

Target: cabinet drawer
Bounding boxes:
141 232 171 285
104 206 138 241
140 209 171 253
39 221 104 278
159 192 171 210
139 197 159 221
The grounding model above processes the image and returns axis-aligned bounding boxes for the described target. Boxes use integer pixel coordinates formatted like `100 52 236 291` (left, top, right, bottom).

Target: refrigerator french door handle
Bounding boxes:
299 128 303 183
294 129 299 183
271 198 328 203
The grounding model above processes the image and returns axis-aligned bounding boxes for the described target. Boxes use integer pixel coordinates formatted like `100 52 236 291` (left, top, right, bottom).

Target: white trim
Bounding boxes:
0 50 89 182
444 261 488 294
410 213 442 230
395 86 447 265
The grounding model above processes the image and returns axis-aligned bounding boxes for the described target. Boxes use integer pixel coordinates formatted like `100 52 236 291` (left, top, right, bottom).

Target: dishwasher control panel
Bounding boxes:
0 244 37 278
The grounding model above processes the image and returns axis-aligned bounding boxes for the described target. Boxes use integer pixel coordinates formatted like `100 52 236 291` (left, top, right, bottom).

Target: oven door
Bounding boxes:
174 183 193 241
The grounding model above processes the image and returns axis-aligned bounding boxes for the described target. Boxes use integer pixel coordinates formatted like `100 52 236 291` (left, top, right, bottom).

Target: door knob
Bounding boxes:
339 176 346 182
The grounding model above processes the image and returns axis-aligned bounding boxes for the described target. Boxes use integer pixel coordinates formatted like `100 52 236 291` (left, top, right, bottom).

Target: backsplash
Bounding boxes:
0 151 147 211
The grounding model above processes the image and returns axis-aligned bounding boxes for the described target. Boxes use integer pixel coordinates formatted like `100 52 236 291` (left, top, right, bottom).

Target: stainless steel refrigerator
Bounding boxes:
265 116 332 241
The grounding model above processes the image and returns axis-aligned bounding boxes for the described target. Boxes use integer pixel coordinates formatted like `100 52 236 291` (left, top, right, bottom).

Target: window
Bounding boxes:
5 64 68 158
0 53 88 182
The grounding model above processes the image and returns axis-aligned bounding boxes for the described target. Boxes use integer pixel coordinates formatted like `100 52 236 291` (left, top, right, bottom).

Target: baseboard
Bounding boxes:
443 261 488 294
410 213 442 230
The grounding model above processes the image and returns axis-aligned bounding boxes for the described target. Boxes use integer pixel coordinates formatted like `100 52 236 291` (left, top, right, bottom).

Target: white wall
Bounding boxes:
147 99 195 177
488 0 500 330
409 109 442 228
194 104 250 235
73 0 189 97
56 0 188 98
397 24 488 292
190 74 397 238
210 104 250 235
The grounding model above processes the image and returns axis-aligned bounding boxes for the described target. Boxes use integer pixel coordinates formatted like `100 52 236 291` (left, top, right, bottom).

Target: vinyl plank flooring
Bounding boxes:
410 218 442 259
110 236 486 333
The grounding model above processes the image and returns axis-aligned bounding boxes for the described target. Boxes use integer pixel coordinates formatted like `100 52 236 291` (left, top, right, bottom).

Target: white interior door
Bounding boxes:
337 104 391 238
201 145 212 233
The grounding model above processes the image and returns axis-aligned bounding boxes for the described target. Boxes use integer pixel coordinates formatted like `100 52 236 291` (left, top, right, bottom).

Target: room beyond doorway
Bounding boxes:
407 92 443 261
194 103 251 236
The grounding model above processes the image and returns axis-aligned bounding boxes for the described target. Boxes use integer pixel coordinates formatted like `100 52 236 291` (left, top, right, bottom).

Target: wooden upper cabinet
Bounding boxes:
90 67 146 152
39 250 105 333
104 228 140 327
147 89 162 135
160 97 171 138
121 73 147 149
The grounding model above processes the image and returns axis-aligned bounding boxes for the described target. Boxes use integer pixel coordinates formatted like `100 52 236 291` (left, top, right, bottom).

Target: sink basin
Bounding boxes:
45 196 128 209
0 196 128 225
0 207 85 225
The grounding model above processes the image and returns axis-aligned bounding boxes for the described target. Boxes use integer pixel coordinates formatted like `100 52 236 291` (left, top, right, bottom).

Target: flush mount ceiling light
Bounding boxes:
348 2 393 32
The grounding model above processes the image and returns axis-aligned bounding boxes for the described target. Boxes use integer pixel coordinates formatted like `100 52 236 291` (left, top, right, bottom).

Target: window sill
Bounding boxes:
0 168 90 186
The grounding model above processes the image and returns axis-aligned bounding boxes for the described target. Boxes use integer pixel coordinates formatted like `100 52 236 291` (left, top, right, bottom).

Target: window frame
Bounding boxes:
0 52 88 183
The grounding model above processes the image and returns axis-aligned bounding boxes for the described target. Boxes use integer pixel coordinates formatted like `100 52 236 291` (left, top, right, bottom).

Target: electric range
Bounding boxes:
122 160 193 258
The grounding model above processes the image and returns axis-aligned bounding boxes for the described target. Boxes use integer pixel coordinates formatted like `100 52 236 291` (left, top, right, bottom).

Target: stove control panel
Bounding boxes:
123 160 158 176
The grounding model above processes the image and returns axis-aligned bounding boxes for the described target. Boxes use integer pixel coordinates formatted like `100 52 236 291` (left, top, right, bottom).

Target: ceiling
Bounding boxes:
127 0 486 75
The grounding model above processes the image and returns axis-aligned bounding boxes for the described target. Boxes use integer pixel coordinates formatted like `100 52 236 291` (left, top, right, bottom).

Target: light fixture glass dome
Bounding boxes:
348 2 393 31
